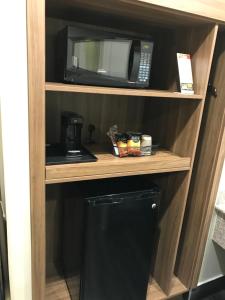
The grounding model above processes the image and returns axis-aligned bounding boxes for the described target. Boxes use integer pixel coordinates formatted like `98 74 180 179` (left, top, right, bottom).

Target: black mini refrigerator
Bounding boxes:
63 178 160 300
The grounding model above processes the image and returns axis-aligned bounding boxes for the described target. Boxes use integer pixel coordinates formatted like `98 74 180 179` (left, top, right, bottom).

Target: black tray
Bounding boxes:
46 144 97 165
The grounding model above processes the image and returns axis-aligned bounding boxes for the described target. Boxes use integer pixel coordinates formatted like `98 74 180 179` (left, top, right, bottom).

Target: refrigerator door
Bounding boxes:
81 192 159 300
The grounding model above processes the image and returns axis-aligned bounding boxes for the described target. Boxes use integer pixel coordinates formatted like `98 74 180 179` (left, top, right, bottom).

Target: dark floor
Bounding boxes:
188 276 225 300
201 290 225 300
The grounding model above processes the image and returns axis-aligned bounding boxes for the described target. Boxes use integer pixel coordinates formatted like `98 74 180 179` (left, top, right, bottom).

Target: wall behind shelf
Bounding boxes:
46 92 145 145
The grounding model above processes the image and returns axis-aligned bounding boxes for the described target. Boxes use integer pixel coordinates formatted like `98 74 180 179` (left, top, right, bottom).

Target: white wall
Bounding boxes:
199 160 225 284
0 1 32 300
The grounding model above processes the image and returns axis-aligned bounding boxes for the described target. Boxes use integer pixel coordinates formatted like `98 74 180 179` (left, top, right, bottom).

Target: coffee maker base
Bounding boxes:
46 144 97 165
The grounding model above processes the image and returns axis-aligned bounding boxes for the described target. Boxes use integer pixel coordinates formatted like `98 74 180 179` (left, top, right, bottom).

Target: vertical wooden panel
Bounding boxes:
172 24 218 97
46 185 63 278
27 0 45 299
189 25 219 97
176 32 225 288
153 172 190 293
143 24 218 294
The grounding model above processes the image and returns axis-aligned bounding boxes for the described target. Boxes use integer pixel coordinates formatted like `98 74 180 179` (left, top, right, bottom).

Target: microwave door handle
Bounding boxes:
128 40 141 82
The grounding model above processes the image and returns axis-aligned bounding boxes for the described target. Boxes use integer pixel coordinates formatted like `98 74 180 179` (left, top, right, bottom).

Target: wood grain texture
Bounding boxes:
143 25 218 294
45 275 187 300
27 0 45 299
46 277 71 300
151 102 205 293
45 148 191 184
170 24 218 97
46 185 63 278
136 0 225 23
46 82 203 100
147 276 187 300
34 2 219 299
176 32 225 288
153 172 190 293
143 99 203 158
46 92 145 146
46 274 80 300
189 25 218 98
46 0 212 27
44 25 218 296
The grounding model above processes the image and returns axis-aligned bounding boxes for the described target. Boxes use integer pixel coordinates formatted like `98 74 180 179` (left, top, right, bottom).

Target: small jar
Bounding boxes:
141 135 152 156
127 132 141 156
115 133 128 157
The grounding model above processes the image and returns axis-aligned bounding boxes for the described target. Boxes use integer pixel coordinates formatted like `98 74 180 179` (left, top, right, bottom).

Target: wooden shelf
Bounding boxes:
46 0 213 27
46 276 71 300
45 82 203 100
45 275 187 300
147 276 188 300
45 147 191 184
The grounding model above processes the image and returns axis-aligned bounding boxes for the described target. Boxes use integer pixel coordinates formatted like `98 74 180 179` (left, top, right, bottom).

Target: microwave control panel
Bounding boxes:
138 41 153 83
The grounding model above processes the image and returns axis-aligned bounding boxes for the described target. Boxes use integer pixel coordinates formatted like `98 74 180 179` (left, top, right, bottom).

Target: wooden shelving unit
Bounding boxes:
46 82 203 100
147 277 188 300
46 277 71 300
46 275 187 300
27 1 222 300
45 148 191 184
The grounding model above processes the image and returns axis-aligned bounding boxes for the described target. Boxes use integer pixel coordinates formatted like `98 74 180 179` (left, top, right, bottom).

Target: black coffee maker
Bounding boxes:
46 111 97 165
61 111 83 155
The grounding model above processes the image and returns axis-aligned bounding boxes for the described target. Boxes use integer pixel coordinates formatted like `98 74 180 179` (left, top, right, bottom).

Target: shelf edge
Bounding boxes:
147 276 188 300
45 166 190 184
45 82 203 100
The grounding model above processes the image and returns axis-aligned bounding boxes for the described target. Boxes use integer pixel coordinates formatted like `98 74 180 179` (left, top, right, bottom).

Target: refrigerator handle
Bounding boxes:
152 202 159 227
91 199 124 207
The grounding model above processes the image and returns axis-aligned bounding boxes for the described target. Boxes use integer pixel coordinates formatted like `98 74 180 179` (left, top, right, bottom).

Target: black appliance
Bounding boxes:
46 111 97 165
61 111 83 153
63 178 160 300
56 24 154 88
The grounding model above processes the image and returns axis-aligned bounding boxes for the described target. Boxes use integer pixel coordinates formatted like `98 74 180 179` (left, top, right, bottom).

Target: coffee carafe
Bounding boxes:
61 111 83 154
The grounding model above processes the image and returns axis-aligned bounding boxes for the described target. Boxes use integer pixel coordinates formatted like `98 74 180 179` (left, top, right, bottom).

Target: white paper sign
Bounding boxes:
177 53 194 94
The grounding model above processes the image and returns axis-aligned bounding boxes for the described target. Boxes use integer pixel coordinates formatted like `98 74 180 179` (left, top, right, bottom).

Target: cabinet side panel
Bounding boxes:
176 32 225 288
153 172 190 293
143 25 218 294
27 0 46 299
174 25 218 97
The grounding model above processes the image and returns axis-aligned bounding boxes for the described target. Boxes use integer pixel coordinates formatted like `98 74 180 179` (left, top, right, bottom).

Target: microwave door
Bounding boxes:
66 38 145 87
73 39 131 79
128 40 141 83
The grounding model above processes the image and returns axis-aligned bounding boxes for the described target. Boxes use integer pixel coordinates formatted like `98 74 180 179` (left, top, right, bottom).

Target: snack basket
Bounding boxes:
113 145 159 158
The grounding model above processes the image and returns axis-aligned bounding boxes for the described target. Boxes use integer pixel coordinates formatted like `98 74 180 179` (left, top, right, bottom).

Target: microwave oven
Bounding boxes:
56 24 154 88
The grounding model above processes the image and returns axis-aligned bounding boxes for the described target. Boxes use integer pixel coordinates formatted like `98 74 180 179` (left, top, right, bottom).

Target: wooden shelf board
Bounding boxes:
46 0 213 27
45 147 191 184
147 276 188 300
46 276 71 300
45 275 187 300
45 82 203 100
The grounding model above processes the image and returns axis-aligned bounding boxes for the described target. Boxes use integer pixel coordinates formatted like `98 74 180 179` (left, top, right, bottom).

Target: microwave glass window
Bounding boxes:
73 40 131 79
